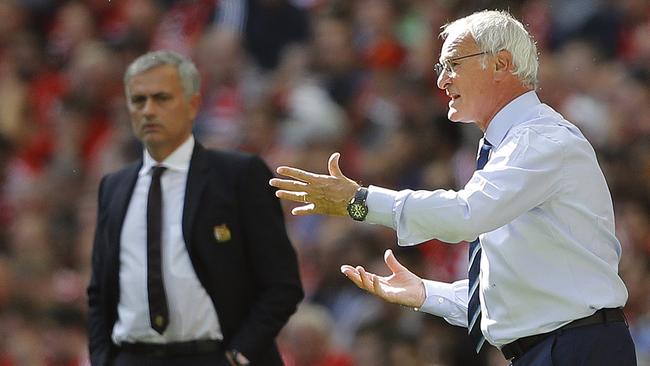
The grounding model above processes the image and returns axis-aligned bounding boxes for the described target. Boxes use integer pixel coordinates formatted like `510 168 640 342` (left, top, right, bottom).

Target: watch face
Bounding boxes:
348 203 368 220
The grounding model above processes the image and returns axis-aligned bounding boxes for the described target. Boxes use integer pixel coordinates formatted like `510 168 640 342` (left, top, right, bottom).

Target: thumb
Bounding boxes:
384 249 408 274
328 152 345 178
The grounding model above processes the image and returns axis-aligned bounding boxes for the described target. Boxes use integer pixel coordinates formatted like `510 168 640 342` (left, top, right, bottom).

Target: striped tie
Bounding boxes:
468 139 493 353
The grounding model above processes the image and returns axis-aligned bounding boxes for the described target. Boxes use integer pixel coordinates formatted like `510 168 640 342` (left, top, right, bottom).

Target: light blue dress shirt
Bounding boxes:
365 91 628 347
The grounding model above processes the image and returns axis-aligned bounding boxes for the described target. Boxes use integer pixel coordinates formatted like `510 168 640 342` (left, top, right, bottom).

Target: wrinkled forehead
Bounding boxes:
439 32 477 62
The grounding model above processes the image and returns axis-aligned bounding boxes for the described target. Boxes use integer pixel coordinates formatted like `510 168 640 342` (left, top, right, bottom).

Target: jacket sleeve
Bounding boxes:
227 156 304 359
87 176 112 366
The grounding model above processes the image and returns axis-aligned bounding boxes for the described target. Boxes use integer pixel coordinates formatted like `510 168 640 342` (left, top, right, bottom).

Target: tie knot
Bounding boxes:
151 166 167 179
476 141 493 171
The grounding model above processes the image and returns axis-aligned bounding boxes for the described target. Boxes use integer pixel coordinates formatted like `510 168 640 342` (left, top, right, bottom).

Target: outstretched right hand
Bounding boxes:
269 152 359 217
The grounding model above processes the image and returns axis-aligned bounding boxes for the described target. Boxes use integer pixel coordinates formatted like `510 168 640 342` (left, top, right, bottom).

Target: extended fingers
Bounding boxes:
357 266 390 300
340 265 374 292
274 190 308 203
342 265 394 302
275 166 326 183
270 178 314 206
269 178 308 192
341 265 363 287
357 266 376 292
291 204 317 216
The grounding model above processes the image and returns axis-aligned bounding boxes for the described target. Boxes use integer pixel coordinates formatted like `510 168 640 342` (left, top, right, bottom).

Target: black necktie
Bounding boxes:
468 139 493 353
147 165 169 334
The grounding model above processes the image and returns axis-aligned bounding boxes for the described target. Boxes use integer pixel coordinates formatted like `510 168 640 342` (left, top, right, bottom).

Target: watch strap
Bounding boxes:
354 186 369 203
347 186 369 221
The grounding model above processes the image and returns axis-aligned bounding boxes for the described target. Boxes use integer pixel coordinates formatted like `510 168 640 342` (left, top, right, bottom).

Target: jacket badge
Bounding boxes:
213 224 232 243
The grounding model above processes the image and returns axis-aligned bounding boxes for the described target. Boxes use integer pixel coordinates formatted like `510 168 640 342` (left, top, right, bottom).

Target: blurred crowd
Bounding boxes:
0 0 648 365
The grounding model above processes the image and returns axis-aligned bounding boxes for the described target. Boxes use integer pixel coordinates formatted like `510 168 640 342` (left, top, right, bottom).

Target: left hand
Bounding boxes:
269 152 359 216
226 350 250 366
341 249 426 308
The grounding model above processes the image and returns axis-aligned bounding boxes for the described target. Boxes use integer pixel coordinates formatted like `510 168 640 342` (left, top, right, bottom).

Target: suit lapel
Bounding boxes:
182 143 209 253
107 162 141 255
105 162 140 304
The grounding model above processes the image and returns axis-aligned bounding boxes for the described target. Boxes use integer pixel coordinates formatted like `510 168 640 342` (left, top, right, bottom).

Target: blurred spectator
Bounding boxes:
193 26 263 149
350 321 388 366
244 0 311 70
150 0 216 55
0 137 13 251
42 305 88 366
279 303 353 366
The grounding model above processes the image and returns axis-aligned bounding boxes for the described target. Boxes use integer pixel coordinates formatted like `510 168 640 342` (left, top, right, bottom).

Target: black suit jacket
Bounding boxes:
87 143 303 365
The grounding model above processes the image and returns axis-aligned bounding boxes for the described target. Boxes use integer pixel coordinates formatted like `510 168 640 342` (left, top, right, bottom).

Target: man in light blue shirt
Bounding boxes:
270 10 636 366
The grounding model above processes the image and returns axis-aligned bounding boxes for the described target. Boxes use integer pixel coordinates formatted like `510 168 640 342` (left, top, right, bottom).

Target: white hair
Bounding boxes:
441 10 539 88
124 50 201 99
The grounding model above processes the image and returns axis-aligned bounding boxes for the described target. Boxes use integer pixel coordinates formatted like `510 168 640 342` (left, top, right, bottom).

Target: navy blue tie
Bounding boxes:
468 139 492 353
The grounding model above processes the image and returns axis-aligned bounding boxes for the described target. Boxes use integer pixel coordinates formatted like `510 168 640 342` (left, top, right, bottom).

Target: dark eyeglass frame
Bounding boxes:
434 51 488 77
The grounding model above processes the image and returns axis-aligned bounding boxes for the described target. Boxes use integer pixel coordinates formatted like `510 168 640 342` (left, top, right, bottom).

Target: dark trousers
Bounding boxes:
112 350 225 366
511 322 636 366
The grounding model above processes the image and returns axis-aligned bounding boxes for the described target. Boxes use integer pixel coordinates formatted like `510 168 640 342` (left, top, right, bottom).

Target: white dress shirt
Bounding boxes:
365 91 628 347
112 135 223 344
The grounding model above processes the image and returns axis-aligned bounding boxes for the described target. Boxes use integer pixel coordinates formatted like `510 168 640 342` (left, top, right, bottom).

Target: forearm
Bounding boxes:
365 185 485 245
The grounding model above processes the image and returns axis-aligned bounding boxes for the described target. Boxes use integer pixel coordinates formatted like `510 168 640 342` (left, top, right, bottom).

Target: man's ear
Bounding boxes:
494 50 514 81
188 93 201 120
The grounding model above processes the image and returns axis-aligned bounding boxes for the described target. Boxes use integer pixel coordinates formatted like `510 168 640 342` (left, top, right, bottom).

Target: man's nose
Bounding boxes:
437 71 451 90
142 98 156 116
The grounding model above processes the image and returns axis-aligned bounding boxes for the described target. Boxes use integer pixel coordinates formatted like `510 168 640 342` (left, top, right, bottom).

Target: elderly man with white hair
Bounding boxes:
271 10 637 365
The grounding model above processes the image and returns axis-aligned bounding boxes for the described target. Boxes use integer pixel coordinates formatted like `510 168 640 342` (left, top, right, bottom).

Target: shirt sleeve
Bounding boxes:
365 127 564 245
416 279 469 328
215 0 247 33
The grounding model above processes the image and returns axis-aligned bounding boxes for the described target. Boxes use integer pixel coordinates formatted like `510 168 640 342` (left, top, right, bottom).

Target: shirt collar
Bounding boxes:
484 90 541 147
140 135 195 176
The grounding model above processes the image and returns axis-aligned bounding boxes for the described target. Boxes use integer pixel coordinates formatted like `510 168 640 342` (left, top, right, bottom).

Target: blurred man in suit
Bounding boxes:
87 50 303 366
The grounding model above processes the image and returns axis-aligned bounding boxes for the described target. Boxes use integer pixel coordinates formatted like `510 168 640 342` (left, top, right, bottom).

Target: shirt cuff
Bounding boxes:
416 279 460 317
365 185 399 228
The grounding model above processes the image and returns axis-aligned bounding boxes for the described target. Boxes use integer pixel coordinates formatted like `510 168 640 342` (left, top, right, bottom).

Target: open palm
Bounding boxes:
341 249 425 308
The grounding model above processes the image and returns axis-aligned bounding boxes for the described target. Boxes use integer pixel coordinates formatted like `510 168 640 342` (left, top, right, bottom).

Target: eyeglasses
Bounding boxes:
434 51 488 77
